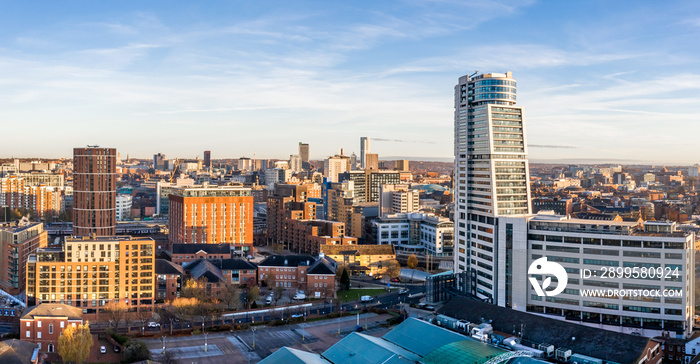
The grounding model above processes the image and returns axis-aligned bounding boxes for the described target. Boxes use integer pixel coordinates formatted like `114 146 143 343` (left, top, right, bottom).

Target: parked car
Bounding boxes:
265 296 273 304
372 275 382 280
398 288 409 295
291 313 304 318
114 345 120 353
361 295 373 302
148 322 160 328
390 277 400 283
293 292 306 300
100 346 106 354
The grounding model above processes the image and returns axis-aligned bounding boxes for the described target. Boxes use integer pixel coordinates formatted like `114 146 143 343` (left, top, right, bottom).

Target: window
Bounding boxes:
38 332 42 339
49 324 53 334
37 321 41 328
26 322 30 327
26 331 30 338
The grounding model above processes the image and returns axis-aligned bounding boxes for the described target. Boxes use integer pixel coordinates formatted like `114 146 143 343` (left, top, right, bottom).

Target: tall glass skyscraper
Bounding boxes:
453 72 532 304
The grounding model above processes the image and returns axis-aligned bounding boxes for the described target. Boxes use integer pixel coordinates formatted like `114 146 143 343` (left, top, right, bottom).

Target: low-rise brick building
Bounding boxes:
20 303 83 354
155 259 185 301
257 255 336 298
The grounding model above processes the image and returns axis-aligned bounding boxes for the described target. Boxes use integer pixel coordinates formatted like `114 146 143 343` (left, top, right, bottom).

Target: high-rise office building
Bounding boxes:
395 159 409 172
299 143 310 170
203 150 211 168
73 147 117 237
360 137 370 169
339 170 400 203
453 72 531 302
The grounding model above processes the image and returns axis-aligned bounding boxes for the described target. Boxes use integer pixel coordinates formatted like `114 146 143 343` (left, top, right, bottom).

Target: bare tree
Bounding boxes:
221 284 241 311
103 301 128 330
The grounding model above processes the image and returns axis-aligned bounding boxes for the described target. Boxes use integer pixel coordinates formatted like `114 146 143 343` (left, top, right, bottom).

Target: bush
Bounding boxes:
122 340 150 363
235 323 250 330
209 324 232 332
106 328 129 346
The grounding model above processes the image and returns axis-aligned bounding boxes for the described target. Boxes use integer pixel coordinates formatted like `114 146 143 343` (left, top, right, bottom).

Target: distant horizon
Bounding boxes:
2 154 699 168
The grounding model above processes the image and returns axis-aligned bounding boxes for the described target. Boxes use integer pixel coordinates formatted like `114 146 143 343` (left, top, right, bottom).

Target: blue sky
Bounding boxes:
2 1 700 164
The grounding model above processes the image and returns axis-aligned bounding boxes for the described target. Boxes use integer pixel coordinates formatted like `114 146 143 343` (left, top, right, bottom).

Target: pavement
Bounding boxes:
144 313 393 363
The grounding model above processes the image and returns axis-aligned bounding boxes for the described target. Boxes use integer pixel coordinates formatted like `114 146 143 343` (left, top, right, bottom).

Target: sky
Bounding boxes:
1 0 700 164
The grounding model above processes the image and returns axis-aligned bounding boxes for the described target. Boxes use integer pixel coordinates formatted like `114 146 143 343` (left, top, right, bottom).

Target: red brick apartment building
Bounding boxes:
72 147 117 236
257 255 336 298
20 303 83 354
168 185 253 254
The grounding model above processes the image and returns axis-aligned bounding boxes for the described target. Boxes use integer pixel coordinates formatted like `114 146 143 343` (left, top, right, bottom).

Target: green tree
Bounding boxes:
407 254 419 269
123 340 151 363
340 267 350 290
58 321 94 364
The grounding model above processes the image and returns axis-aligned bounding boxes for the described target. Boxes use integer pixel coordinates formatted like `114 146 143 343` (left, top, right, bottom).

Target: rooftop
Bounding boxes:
21 303 83 321
439 297 651 364
320 244 394 256
155 259 185 275
172 243 231 255
258 255 316 267
0 339 39 364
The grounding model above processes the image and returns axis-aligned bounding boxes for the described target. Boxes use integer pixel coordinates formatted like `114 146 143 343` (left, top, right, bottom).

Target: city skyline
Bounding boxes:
2 1 700 164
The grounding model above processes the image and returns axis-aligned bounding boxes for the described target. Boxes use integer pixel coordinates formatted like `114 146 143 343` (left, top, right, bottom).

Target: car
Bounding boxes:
100 346 106 354
265 296 273 304
114 346 120 353
148 322 160 328
293 292 306 300
390 277 400 283
361 295 373 302
372 275 382 280
398 288 409 295
291 313 304 318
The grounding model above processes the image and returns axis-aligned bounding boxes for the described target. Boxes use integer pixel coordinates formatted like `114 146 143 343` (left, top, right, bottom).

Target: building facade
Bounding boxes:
378 184 419 217
365 153 379 171
339 170 400 203
20 303 83 354
323 156 350 183
115 194 132 221
25 236 155 315
373 213 454 257
0 222 47 295
320 243 395 276
168 185 253 254
453 72 532 302
257 255 336 298
73 147 117 236
505 214 695 339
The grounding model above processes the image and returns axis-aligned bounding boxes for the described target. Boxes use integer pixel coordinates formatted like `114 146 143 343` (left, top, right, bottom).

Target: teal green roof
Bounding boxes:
420 339 506 364
259 347 330 364
382 318 466 357
323 332 419 364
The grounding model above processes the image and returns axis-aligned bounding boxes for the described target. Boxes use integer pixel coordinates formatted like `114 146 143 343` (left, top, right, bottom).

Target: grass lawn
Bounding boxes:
337 288 387 302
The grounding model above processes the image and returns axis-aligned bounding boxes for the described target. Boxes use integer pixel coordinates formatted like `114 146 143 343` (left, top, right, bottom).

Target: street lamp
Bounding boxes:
252 327 256 350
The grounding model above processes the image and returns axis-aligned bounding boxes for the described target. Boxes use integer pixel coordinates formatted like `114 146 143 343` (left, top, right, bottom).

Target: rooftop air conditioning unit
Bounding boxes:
538 343 555 357
556 348 572 362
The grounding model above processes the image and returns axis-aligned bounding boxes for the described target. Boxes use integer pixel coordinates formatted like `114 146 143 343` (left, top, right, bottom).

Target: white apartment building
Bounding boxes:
500 213 694 339
373 213 453 257
453 71 532 301
264 168 292 191
115 194 132 221
378 184 419 217
324 156 349 183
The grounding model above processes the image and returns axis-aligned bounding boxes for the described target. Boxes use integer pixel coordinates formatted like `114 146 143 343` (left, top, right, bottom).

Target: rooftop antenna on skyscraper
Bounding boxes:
469 70 479 78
